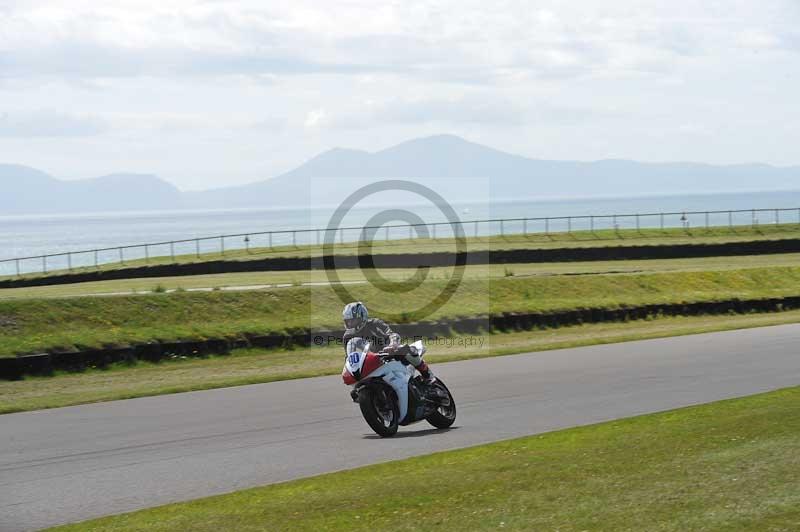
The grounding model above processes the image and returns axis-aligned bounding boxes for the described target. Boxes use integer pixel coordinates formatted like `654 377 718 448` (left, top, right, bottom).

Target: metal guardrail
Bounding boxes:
2 207 800 277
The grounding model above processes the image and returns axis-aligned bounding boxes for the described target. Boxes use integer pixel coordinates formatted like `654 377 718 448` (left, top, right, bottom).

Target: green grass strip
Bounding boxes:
4 311 800 415
3 266 800 356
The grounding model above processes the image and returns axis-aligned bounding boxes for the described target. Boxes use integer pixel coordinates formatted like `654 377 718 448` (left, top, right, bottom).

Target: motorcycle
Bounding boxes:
342 340 456 437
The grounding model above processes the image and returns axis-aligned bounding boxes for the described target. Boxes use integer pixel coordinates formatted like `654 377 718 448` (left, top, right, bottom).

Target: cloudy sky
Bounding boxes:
1 0 798 190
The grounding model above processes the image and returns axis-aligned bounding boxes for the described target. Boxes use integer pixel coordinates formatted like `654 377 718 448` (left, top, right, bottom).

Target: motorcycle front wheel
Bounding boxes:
426 380 457 429
359 387 399 437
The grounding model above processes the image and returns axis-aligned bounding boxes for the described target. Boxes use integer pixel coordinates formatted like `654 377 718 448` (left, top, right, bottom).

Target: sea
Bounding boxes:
2 189 799 276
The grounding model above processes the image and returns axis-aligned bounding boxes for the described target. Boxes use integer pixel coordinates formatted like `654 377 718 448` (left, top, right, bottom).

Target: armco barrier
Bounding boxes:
2 295 799 379
3 237 800 289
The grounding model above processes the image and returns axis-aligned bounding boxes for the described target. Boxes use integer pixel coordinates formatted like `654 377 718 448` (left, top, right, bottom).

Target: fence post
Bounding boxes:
385 226 389 242
545 218 550 235
613 215 617 232
269 232 273 249
728 211 733 230
340 228 344 244
220 237 224 256
660 213 664 231
170 242 175 262
42 256 47 274
195 239 200 258
523 218 527 234
119 247 124 265
590 216 594 233
474 221 478 238
94 250 99 268
775 209 779 225
500 220 504 236
145 244 149 263
67 252 72 271
15 259 20 276
433 223 437 239
752 209 757 228
705 212 709 231
292 231 297 247
567 217 572 234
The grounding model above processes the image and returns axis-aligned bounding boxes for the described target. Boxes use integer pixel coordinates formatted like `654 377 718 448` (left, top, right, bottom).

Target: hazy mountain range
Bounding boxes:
3 135 799 215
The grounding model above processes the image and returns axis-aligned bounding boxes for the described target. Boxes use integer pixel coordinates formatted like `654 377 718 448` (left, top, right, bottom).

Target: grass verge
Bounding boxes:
3 253 800 300
4 310 800 414
49 386 800 531
3 265 800 356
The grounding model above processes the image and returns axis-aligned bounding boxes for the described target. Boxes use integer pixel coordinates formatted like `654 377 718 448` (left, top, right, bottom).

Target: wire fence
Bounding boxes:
2 207 800 277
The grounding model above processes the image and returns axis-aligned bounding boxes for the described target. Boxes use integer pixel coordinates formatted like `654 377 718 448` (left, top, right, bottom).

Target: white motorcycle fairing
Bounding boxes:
343 340 428 422
357 360 415 422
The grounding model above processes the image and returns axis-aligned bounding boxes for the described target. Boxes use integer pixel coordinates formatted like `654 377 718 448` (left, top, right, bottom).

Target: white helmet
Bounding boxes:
343 301 368 330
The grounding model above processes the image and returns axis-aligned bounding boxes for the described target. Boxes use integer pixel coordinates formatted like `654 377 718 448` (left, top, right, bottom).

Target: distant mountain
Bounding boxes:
185 135 800 208
3 135 800 215
0 165 181 214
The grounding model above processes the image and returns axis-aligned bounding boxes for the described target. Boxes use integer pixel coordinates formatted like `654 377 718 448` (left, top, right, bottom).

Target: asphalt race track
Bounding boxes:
2 324 799 531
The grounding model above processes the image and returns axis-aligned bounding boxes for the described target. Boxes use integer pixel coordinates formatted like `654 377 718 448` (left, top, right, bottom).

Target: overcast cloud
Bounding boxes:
0 0 798 190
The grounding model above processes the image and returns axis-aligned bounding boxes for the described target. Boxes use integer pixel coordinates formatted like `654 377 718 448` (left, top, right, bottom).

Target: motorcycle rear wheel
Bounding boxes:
426 380 457 429
359 387 399 437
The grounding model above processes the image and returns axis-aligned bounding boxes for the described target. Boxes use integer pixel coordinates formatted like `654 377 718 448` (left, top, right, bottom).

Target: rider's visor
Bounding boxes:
344 318 361 329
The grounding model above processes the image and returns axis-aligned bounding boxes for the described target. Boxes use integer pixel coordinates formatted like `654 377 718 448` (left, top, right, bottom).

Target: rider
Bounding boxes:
342 301 433 381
